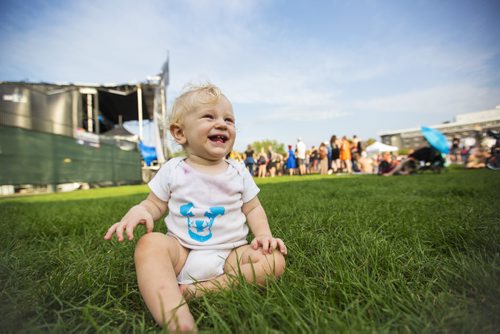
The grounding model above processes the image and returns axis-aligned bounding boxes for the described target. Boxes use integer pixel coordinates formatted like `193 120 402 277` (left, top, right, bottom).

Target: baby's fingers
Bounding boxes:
103 223 119 240
276 238 287 255
115 223 127 242
125 221 139 240
261 238 270 254
269 238 278 254
144 215 154 233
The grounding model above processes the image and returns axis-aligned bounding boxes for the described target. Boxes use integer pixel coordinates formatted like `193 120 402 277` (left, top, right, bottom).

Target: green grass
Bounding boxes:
1 168 499 333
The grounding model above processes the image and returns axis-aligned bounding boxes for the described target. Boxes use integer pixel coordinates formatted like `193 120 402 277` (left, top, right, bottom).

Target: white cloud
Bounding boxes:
257 108 349 122
351 83 500 115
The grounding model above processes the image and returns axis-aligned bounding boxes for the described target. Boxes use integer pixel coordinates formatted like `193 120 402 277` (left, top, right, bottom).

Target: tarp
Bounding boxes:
123 120 165 164
365 141 399 153
139 142 157 166
0 124 142 185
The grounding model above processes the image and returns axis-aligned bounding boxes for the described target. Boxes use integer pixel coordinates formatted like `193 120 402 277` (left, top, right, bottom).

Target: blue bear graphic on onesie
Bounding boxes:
180 203 225 242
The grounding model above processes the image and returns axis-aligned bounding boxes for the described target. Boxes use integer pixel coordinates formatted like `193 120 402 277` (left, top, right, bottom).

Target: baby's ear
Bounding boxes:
170 123 186 144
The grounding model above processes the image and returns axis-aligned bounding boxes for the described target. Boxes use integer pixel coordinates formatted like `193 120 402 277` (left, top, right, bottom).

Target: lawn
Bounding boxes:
1 168 499 333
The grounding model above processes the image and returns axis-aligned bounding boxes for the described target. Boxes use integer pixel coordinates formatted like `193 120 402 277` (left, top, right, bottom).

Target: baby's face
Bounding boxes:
182 95 236 162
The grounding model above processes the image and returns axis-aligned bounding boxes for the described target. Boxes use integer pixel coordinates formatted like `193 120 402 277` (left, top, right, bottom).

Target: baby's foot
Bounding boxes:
179 284 197 300
166 304 197 333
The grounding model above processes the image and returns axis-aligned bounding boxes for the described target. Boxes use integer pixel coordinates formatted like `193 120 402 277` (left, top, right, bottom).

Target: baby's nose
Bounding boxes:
214 118 227 128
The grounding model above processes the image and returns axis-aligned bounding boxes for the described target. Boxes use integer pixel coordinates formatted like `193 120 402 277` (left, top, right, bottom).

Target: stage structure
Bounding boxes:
0 59 171 193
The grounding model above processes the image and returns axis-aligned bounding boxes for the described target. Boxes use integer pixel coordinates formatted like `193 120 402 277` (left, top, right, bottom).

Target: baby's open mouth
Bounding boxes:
208 135 228 143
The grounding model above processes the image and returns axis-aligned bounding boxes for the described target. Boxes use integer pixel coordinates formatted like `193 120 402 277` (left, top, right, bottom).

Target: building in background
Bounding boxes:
378 105 500 150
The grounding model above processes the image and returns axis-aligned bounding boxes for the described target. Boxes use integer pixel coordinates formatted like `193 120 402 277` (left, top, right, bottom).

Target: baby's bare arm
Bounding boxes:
104 192 167 242
243 197 287 255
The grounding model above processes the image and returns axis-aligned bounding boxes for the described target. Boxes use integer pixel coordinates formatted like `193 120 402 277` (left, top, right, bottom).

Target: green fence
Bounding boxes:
0 125 142 185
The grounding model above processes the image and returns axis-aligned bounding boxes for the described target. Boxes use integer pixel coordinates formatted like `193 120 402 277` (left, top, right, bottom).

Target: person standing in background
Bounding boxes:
318 142 329 175
267 145 278 177
340 136 352 174
257 148 268 178
330 135 341 173
285 145 297 176
244 144 256 176
309 146 319 173
296 138 307 175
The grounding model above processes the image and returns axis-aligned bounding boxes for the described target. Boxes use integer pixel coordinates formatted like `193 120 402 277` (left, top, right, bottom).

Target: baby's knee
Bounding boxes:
134 232 169 260
261 250 286 279
272 251 286 278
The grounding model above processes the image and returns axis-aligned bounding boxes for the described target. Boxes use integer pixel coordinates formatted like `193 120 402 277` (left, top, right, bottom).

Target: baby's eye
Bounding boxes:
225 118 235 124
202 114 214 120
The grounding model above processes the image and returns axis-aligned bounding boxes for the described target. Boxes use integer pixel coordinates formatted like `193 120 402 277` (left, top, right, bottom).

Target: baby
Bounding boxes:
104 83 287 332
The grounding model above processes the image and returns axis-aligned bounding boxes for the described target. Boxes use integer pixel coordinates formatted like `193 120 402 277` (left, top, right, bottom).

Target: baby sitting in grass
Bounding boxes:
104 82 287 332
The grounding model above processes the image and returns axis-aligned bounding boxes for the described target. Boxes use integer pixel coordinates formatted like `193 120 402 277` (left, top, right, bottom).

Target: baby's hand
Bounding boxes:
251 235 287 255
103 205 154 242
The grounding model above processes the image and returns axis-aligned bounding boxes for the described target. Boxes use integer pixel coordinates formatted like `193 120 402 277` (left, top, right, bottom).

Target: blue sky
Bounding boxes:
1 0 499 151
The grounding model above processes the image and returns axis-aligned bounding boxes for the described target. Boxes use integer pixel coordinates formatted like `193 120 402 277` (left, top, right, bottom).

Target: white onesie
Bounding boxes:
148 157 260 284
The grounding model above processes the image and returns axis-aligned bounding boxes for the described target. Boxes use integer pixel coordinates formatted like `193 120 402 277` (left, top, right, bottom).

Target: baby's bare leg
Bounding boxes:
180 245 285 299
134 233 194 332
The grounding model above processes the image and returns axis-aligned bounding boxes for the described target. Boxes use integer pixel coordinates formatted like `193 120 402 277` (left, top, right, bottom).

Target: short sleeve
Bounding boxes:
148 158 179 202
240 162 260 203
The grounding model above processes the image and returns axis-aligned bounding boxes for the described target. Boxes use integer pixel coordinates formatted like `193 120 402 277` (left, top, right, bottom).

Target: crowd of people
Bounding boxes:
226 134 499 178
227 136 377 178
448 135 498 169
377 139 497 175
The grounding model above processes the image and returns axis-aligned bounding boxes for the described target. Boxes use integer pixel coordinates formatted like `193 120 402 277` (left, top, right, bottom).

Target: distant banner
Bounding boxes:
75 128 100 148
161 57 169 86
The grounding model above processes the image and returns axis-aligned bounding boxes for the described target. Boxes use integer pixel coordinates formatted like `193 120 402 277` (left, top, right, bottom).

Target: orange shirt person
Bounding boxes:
340 136 352 173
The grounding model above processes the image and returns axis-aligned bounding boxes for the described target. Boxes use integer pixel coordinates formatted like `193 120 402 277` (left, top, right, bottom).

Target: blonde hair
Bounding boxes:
169 82 227 126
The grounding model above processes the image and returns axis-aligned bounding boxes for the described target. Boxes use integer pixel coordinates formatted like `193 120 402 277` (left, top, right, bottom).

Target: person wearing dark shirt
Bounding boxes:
384 146 443 176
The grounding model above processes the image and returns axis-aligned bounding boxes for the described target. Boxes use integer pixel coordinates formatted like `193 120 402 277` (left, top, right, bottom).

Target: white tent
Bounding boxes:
365 141 398 154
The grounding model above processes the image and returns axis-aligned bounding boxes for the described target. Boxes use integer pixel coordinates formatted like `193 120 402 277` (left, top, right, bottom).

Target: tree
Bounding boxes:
364 138 377 147
250 139 285 155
